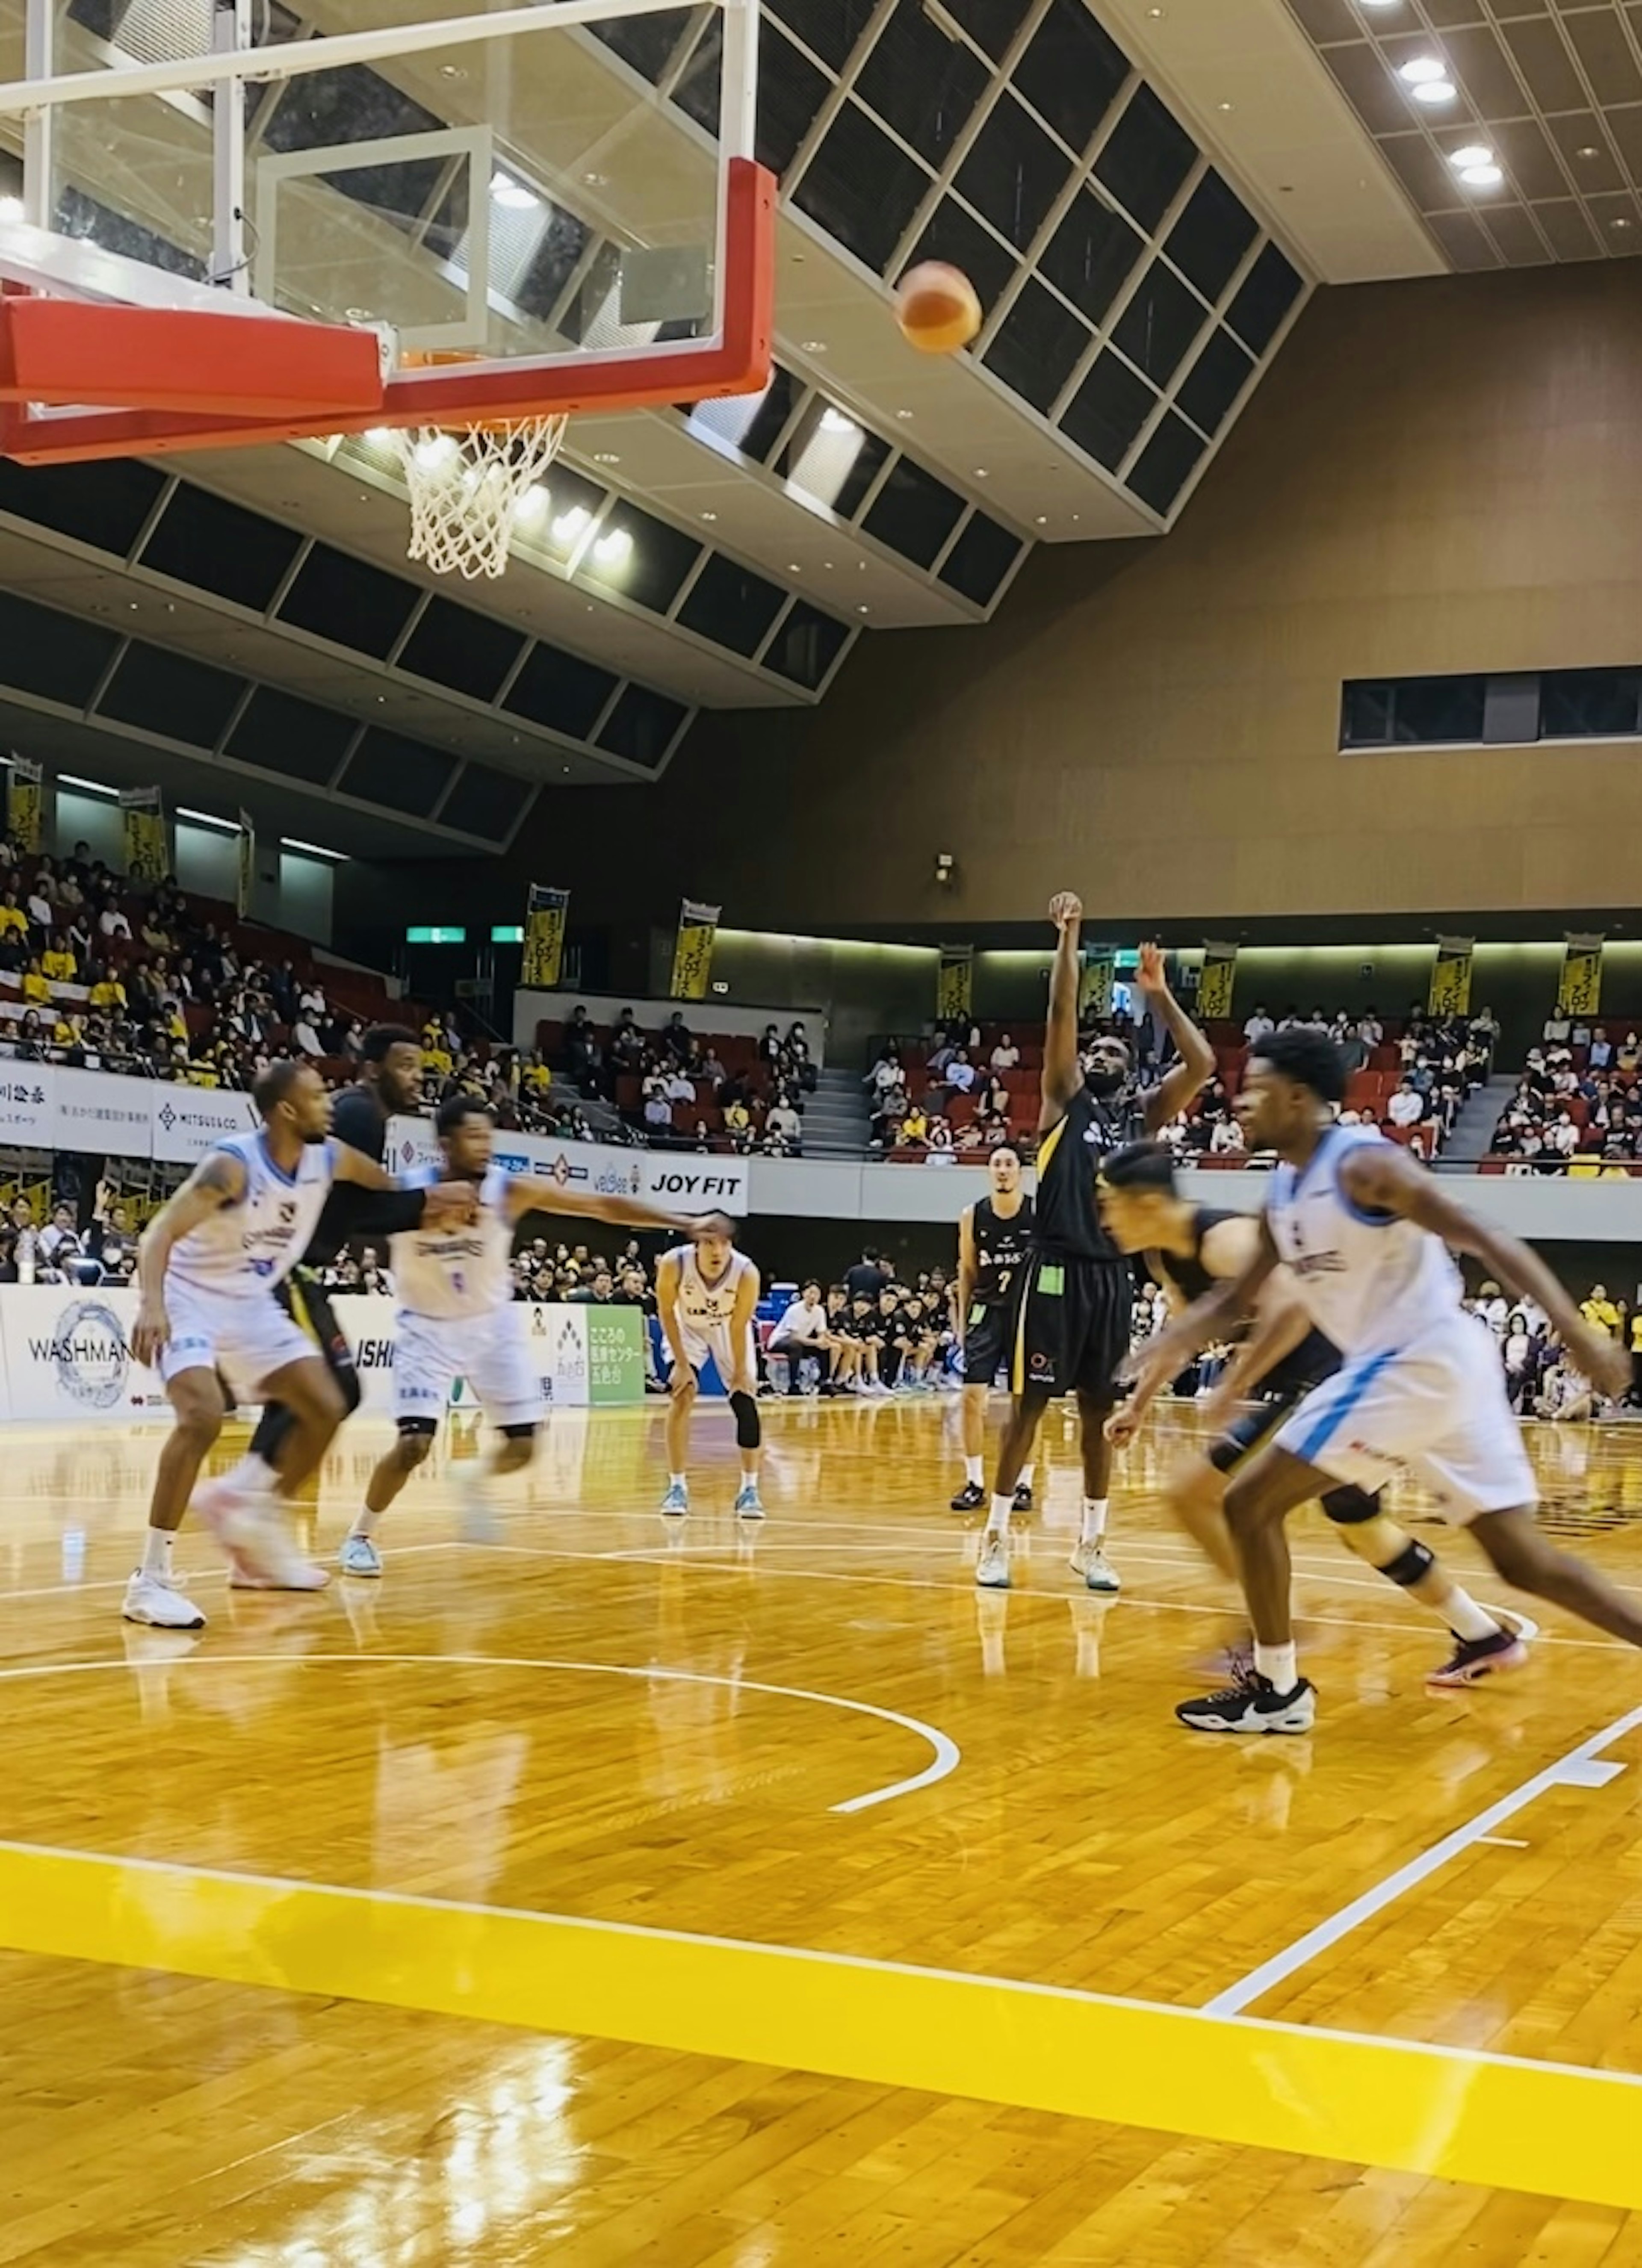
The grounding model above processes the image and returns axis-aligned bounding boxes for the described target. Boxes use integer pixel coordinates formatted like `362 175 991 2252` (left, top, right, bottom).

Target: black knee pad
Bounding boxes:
1378 1539 1435 1589
729 1390 761 1450
500 1422 537 1441
1320 1485 1382 1526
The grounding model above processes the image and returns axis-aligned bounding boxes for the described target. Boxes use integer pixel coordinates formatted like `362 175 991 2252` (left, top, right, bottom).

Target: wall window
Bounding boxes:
1341 668 1642 750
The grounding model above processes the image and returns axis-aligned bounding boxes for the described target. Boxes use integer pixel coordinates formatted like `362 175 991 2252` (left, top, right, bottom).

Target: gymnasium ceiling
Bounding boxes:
0 0 1627 855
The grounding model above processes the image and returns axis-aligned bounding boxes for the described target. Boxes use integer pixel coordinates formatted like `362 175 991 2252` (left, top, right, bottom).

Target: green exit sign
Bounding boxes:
405 925 467 944
490 924 525 944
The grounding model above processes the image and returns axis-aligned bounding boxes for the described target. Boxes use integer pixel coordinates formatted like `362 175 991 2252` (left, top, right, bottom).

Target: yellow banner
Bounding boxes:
521 884 570 990
669 898 720 1002
1078 951 1115 1019
9 758 42 855
1198 941 1237 1022
1559 933 1604 1017
236 810 254 920
1428 936 1474 1016
936 947 973 1022
119 787 167 884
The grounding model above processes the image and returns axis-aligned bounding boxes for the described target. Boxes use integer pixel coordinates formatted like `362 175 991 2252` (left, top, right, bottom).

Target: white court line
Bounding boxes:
0 1539 464 1604
1203 1704 1642 2017
0 1650 958 1816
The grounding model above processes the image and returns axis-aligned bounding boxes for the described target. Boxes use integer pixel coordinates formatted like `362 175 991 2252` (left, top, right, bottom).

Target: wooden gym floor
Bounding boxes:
5 1397 1642 2265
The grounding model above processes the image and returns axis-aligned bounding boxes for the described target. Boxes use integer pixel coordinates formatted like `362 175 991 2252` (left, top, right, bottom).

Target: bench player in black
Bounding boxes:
950 1144 1035 1511
1097 1139 1534 1689
976 896 1214 1592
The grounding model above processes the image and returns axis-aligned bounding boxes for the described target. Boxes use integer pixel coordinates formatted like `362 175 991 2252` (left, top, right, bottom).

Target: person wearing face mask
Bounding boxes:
975 902 1214 1597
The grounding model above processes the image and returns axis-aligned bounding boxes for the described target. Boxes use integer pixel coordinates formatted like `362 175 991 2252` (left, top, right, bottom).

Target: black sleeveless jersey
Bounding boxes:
970 1193 1035 1307
1034 1083 1149 1261
1149 1206 1240 1305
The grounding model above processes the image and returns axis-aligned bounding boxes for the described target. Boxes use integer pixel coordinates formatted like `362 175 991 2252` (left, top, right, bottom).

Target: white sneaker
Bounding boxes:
1082 1545 1121 1595
122 1569 206 1630
197 1479 329 1591
338 1532 382 1578
976 1532 1011 1590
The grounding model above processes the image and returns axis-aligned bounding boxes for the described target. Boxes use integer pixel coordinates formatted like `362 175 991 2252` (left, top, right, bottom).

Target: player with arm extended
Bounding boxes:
1140 1029 1642 1733
656 1221 765 1519
950 1144 1036 1511
1097 1140 1534 1689
977 900 1214 1592
342 1095 716 1572
123 1057 469 1629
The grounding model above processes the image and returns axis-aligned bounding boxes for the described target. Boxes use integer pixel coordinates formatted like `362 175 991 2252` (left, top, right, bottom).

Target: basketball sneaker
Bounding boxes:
950 1481 986 1512
733 1482 766 1520
660 1480 690 1518
1175 1669 1316 1735
1011 1482 1033 1513
975 1532 1011 1590
1069 1537 1121 1591
121 1569 206 1630
338 1532 383 1578
195 1476 329 1591
1426 1607 1537 1690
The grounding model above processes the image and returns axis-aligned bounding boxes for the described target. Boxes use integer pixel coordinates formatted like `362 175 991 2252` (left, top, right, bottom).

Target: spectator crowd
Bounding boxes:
1489 1020 1642 1170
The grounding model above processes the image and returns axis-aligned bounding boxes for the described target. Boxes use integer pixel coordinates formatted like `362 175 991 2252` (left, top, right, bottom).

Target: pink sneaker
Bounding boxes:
195 1477 329 1592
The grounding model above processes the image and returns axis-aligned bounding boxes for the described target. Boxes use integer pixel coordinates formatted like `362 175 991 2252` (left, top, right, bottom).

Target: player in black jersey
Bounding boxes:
950 1146 1035 1510
976 894 1214 1593
1097 1141 1535 1690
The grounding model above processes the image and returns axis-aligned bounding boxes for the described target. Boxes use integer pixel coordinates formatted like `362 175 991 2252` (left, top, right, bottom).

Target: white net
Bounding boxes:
390 415 569 581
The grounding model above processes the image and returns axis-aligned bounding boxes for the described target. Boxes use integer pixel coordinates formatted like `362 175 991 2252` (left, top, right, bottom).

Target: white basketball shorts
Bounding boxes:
1272 1316 1535 1524
392 1305 540 1429
673 1318 757 1385
160 1274 316 1396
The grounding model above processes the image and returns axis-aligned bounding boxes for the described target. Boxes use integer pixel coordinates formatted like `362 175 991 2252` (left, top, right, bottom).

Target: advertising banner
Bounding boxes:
9 757 43 855
1558 933 1604 1018
0 1286 167 1421
119 786 168 884
1078 950 1114 1020
1428 936 1474 1016
150 1086 259 1163
1197 942 1238 1022
520 884 570 990
669 899 720 1001
936 946 972 1022
385 1118 749 1215
53 1069 159 1159
0 1062 56 1148
586 1305 646 1404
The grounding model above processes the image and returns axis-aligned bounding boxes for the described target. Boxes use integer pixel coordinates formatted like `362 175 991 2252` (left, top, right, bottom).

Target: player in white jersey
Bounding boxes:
656 1224 763 1518
341 1096 713 1574
124 1058 464 1631
1138 1028 1642 1733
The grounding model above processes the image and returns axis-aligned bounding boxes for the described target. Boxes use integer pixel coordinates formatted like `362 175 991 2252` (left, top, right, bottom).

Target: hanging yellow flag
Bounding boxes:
670 898 721 1001
936 946 973 1021
1558 934 1604 1017
1428 937 1474 1016
1198 941 1238 1022
9 757 42 855
119 786 168 883
521 885 570 990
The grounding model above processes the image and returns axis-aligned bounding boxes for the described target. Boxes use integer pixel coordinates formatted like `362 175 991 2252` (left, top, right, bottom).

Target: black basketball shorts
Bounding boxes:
1010 1253 1132 1402
960 1301 1011 1388
1206 1339 1380 1524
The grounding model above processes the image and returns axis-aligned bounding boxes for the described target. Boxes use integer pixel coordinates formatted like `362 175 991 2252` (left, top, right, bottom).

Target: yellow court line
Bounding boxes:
2 1838 1640 2209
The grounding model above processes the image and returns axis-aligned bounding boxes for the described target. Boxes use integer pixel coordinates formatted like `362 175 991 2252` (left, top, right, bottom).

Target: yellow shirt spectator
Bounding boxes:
1580 1289 1621 1336
0 902 27 940
523 1061 551 1094
90 978 126 1012
41 947 76 983
189 1057 221 1088
21 967 49 1003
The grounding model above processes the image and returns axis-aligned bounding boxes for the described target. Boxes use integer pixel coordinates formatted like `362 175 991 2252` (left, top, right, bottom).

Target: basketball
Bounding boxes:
895 261 982 355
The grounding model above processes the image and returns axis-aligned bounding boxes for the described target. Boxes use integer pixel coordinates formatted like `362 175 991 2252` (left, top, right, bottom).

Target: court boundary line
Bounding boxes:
0 1834 1640 2209
0 1651 957 1814
1204 1703 1642 2016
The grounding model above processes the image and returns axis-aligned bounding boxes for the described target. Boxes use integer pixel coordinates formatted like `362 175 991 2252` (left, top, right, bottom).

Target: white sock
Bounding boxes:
985 1492 1013 1538
1255 1641 1298 1693
351 1508 379 1539
1019 1464 1035 1489
1444 1588 1500 1641
1079 1496 1110 1545
741 1469 759 1490
140 1528 174 1581
964 1454 984 1486
670 1472 688 1489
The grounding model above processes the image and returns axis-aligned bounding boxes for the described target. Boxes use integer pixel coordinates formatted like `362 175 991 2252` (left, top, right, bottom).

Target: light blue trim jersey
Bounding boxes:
167 1130 337 1293
390 1162 514 1320
1266 1123 1461 1358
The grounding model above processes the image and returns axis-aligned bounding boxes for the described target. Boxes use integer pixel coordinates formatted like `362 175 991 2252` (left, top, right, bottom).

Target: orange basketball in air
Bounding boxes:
895 261 983 355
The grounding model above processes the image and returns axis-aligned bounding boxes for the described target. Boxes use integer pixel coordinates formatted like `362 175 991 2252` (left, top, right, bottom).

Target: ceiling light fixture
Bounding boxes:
819 406 858 435
1459 162 1503 187
1577 145 1599 159
1450 145 1493 170
552 504 591 542
1612 215 1633 229
700 509 718 520
800 339 827 351
592 450 620 463
512 482 550 523
1398 56 1447 83
593 527 632 564
490 171 538 212
895 408 914 419
1411 77 1456 104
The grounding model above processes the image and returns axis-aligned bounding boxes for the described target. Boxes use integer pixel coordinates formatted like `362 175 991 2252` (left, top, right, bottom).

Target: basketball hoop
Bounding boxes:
387 414 567 581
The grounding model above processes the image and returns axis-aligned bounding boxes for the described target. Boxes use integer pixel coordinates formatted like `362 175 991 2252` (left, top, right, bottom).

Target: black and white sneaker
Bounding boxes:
1176 1669 1316 1734
1426 1610 1536 1690
950 1481 986 1512
1012 1482 1034 1513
